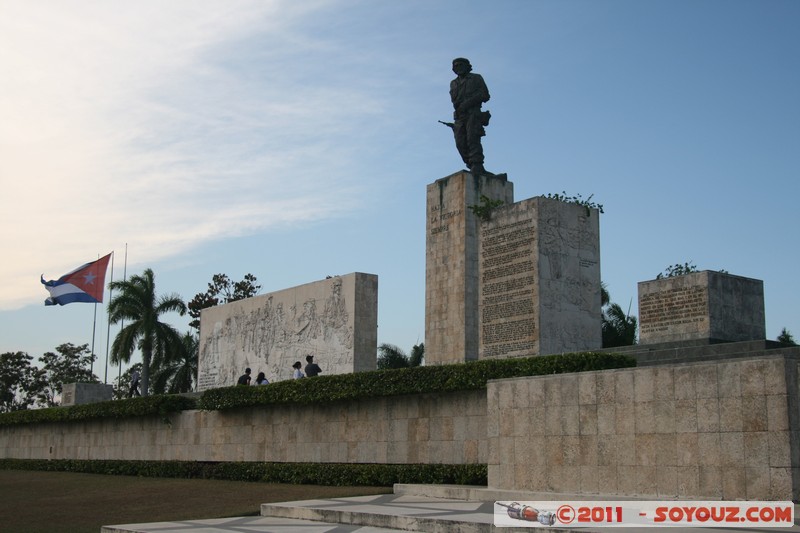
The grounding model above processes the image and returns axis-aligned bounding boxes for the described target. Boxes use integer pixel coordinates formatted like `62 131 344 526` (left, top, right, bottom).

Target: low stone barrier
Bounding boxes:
0 390 486 465
487 354 798 500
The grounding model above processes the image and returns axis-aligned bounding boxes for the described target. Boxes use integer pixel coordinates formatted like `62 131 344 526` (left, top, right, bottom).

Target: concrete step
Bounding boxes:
103 486 800 532
261 493 499 533
103 515 410 532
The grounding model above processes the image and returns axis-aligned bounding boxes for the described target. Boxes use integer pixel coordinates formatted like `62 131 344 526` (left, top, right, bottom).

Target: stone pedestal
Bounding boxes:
61 383 113 406
479 197 602 357
638 270 765 344
425 171 513 364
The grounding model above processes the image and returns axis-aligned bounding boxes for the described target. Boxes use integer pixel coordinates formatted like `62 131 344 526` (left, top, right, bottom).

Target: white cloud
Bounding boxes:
0 0 383 309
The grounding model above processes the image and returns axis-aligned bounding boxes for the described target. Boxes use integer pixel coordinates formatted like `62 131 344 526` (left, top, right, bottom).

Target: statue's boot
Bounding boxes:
470 163 487 176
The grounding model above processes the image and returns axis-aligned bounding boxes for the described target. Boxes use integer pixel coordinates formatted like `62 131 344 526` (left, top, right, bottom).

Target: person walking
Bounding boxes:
128 369 141 398
237 368 252 385
304 355 322 377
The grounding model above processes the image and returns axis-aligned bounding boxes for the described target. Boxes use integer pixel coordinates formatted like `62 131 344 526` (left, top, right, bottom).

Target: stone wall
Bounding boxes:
0 390 486 465
198 273 378 389
487 355 799 500
3 356 798 500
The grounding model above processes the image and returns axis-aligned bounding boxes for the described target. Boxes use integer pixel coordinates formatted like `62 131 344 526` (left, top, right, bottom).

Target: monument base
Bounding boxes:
61 383 113 406
425 171 514 364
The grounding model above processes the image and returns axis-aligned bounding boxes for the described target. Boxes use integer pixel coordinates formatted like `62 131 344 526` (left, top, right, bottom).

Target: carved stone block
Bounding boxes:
638 271 765 344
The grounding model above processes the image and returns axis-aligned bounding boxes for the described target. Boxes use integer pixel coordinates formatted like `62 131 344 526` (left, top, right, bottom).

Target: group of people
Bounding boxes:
237 368 269 385
237 355 322 386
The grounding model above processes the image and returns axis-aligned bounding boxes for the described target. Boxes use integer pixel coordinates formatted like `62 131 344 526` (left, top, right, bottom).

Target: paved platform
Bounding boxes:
102 485 800 533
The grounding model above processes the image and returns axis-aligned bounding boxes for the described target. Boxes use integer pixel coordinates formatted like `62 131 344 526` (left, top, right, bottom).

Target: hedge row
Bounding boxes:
0 352 635 426
198 351 636 410
0 394 197 428
0 459 487 487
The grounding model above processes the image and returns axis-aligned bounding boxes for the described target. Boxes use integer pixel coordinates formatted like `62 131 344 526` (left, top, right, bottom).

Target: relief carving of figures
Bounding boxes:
200 276 357 387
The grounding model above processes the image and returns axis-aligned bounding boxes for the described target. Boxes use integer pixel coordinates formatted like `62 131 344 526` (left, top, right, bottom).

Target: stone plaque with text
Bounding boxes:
638 271 764 344
479 197 602 358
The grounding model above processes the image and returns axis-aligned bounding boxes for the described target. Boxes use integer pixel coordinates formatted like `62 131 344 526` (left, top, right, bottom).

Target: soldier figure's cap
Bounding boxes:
452 57 471 66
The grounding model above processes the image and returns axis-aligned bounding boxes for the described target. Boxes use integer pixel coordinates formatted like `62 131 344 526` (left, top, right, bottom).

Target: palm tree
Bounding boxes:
600 282 637 348
409 343 425 367
377 343 410 370
107 268 186 396
151 331 198 394
777 328 797 346
602 302 638 348
377 343 425 370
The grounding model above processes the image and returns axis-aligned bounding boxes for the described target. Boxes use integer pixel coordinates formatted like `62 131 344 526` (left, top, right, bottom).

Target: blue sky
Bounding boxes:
1 0 798 380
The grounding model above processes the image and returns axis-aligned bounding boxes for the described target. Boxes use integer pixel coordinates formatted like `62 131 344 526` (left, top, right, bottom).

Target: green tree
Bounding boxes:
409 343 425 367
777 328 797 346
0 352 43 412
601 283 637 348
37 343 99 407
107 268 186 397
602 302 638 348
188 273 261 330
151 331 198 394
377 343 425 370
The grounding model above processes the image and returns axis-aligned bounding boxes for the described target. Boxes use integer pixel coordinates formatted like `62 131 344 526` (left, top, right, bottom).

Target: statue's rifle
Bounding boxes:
438 120 454 129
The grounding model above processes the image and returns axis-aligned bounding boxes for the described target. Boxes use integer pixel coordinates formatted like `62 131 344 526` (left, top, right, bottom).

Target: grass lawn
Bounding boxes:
0 469 392 533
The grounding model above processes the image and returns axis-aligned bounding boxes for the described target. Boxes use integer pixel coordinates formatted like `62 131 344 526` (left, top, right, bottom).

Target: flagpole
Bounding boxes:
90 302 98 376
103 251 115 384
117 243 128 393
89 254 99 376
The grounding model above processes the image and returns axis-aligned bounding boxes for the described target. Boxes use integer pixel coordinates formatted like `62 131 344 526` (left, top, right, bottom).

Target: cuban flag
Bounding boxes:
41 253 112 306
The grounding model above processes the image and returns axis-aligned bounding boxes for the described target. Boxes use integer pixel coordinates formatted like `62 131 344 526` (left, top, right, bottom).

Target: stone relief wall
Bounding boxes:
198 273 377 390
536 197 601 355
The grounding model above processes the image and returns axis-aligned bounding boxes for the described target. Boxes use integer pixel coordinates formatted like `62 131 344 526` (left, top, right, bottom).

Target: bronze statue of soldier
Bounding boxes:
442 58 493 177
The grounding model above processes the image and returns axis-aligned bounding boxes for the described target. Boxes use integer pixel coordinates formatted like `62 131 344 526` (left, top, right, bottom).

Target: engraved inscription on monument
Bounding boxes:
477 196 601 358
638 270 765 344
480 217 537 357
429 202 462 236
639 286 708 336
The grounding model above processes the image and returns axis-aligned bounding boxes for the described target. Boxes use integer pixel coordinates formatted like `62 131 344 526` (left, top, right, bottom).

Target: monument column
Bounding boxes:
425 171 513 364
